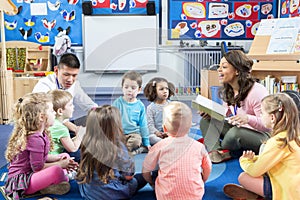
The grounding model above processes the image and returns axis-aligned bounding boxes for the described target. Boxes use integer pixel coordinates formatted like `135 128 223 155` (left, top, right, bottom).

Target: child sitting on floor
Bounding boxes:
112 71 150 155
142 101 212 200
5 92 77 199
48 90 85 163
76 105 147 200
143 77 175 145
224 93 300 200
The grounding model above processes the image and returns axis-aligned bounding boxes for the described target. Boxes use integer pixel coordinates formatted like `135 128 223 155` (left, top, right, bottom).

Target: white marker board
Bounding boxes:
83 15 158 73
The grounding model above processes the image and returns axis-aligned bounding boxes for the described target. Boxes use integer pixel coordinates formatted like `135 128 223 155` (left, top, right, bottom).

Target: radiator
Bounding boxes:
182 50 222 88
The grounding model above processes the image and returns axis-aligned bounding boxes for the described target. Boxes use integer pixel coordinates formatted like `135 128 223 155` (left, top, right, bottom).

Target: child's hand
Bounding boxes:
67 157 79 172
155 131 168 139
240 150 255 160
58 156 78 171
147 146 151 151
161 132 168 138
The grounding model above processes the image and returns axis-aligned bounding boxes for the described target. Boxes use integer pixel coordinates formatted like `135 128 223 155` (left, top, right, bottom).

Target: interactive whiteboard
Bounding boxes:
83 15 158 73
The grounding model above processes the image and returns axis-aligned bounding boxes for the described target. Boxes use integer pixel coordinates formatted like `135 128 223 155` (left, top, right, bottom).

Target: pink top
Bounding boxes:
226 82 269 132
8 131 50 178
143 135 212 200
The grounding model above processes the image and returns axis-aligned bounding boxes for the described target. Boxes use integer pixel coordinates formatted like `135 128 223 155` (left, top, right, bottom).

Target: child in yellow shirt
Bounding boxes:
224 93 300 200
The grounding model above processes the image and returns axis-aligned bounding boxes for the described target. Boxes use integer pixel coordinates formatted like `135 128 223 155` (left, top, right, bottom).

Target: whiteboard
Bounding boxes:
83 15 158 72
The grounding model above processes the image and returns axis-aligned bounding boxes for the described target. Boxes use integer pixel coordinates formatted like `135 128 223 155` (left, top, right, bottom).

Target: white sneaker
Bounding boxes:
132 146 148 156
67 170 77 180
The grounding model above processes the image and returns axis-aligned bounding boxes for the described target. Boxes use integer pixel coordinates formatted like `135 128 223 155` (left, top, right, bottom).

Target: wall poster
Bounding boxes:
280 0 300 18
168 0 277 40
3 0 83 46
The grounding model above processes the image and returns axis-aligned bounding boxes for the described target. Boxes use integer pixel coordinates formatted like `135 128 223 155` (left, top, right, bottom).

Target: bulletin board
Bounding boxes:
83 15 157 73
3 0 83 46
168 0 277 40
279 0 300 18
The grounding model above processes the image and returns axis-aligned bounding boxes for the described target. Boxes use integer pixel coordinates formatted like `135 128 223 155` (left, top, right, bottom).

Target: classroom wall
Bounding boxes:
75 47 186 88
75 0 253 89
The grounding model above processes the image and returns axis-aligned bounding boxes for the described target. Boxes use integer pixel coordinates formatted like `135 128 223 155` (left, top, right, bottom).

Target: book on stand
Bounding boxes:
191 95 227 121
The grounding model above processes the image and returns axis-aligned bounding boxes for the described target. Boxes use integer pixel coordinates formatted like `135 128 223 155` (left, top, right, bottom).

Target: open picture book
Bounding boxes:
192 95 227 121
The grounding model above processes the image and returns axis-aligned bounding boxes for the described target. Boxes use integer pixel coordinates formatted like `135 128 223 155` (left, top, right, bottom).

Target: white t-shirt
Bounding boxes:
32 74 98 119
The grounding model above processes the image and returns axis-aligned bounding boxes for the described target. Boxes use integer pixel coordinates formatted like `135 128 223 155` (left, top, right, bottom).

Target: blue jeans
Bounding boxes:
263 174 272 200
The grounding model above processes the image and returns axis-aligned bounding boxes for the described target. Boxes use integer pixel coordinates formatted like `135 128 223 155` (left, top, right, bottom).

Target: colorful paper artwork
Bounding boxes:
4 0 83 45
169 0 277 40
280 0 300 18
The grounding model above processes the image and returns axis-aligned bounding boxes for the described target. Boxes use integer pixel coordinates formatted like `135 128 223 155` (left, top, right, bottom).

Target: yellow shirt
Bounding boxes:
240 131 300 200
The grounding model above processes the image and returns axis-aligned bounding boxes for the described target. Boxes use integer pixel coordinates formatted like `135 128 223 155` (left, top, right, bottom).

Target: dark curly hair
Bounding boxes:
144 77 175 102
220 50 256 107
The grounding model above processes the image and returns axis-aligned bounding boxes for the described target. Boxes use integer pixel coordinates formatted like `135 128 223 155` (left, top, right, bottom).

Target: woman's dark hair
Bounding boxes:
282 90 300 119
220 50 255 107
144 77 175 102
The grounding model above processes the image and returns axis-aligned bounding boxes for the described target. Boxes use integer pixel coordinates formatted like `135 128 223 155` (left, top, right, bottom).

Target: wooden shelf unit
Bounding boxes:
0 41 51 104
0 41 51 72
248 34 300 86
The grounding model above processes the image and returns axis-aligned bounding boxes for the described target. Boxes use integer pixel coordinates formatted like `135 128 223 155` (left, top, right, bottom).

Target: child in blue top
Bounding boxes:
144 77 175 145
112 71 150 155
76 105 147 200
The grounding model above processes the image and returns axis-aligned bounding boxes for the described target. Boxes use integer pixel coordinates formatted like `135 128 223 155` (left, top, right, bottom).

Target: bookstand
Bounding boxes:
248 26 300 84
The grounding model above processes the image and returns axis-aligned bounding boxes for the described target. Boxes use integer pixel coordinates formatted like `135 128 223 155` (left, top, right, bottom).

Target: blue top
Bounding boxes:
78 143 138 200
112 96 150 147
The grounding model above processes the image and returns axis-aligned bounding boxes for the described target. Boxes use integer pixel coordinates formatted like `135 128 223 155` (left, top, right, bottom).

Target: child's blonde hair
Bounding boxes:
262 93 300 151
5 92 53 162
144 77 175 102
163 101 192 137
77 105 130 184
48 89 73 112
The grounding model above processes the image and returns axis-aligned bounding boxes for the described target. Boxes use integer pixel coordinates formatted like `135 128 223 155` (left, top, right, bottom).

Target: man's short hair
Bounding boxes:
58 53 80 69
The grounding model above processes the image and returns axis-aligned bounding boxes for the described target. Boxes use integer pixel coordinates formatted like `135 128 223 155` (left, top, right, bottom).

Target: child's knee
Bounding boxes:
238 172 247 184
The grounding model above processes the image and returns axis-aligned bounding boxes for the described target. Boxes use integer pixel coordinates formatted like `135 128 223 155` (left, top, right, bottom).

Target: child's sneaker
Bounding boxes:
223 183 264 199
40 181 70 195
67 170 77 180
132 146 148 155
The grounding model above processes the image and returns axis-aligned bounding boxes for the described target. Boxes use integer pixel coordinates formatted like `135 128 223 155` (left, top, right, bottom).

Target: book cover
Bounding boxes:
191 95 227 121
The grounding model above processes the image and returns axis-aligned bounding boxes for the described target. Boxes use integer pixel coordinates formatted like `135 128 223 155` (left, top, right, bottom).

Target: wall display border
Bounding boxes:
168 0 277 40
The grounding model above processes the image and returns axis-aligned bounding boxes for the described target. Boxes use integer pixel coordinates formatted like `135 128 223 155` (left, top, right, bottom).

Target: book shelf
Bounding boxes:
0 41 51 73
0 41 51 104
248 24 300 91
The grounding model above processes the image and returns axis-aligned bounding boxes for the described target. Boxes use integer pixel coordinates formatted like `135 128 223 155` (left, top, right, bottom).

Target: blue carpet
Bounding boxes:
0 125 241 200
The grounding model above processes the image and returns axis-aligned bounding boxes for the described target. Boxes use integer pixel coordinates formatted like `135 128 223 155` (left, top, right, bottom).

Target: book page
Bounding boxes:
191 95 227 121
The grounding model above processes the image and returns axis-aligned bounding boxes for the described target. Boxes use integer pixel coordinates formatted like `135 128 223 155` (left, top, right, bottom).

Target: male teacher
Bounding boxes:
32 53 98 131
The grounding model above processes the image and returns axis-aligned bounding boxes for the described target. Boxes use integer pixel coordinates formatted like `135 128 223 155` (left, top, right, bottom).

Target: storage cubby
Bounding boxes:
0 41 51 73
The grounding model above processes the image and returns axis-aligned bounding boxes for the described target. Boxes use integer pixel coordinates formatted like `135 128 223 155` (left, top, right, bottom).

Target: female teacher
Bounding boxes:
200 50 270 164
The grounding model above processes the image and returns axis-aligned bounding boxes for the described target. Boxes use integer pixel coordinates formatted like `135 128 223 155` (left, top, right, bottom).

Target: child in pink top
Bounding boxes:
4 92 78 199
142 101 212 200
